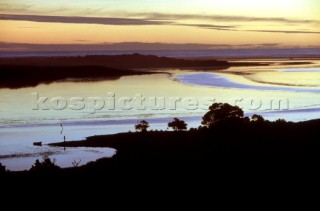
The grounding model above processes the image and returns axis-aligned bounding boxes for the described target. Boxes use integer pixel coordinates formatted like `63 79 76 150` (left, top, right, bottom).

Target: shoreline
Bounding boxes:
32 118 319 179
1 94 319 177
49 118 320 149
2 117 319 176
1 104 319 131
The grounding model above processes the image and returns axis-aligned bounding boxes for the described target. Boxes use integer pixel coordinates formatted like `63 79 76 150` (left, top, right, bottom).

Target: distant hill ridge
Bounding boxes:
0 53 229 69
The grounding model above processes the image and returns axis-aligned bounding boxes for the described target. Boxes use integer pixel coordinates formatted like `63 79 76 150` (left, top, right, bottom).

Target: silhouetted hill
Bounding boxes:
0 65 157 88
0 54 232 88
0 54 229 69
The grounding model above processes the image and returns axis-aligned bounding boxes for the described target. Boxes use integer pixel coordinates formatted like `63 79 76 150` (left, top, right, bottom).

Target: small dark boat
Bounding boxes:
33 142 42 146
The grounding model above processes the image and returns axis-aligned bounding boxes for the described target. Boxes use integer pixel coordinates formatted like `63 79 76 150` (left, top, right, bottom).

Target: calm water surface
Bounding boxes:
1 60 319 170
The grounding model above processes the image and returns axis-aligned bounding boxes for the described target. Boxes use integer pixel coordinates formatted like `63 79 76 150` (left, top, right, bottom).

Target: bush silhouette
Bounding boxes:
168 118 188 131
202 103 244 127
135 120 150 132
30 155 60 173
276 119 286 123
0 163 6 175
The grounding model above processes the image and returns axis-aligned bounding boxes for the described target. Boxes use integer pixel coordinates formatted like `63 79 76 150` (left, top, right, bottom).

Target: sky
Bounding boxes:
0 0 319 50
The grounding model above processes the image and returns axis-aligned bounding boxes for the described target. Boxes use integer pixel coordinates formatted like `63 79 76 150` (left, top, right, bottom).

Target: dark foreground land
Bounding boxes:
3 118 319 182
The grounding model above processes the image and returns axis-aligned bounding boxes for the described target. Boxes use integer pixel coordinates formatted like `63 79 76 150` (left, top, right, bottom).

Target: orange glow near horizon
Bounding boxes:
1 20 319 47
0 0 319 48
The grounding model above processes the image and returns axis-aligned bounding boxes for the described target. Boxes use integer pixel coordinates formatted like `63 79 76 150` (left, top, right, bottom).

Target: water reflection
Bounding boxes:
0 146 116 171
1 60 320 170
175 72 320 92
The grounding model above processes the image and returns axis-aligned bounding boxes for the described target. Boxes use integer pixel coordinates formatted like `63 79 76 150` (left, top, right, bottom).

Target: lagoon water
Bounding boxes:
1 60 320 170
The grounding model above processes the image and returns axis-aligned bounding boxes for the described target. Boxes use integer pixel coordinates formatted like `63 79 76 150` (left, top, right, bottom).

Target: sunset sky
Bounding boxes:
0 0 319 50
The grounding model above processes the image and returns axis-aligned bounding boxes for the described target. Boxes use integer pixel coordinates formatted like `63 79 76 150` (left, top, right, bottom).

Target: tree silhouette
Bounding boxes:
72 160 81 167
168 118 188 131
275 119 287 125
202 103 244 127
135 120 150 132
251 114 265 123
